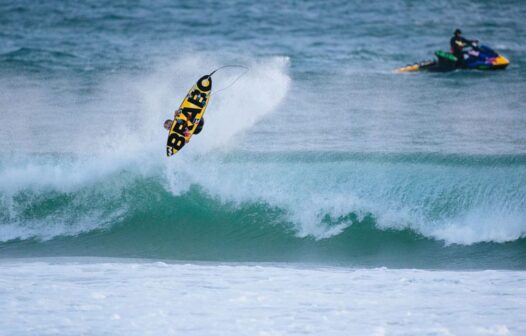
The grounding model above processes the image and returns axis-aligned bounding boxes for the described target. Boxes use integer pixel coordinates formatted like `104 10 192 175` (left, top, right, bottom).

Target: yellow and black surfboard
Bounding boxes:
166 74 212 156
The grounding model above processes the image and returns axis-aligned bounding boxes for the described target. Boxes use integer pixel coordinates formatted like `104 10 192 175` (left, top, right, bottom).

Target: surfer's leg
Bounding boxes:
194 118 205 135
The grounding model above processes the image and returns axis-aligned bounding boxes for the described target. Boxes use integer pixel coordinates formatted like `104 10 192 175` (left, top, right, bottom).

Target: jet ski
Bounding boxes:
396 43 509 73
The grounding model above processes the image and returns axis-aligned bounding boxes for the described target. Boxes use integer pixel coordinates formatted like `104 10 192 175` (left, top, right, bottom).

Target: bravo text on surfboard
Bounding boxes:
166 75 212 156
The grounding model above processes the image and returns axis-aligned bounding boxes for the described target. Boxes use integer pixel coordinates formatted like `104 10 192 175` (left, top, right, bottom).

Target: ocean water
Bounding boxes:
2 259 525 336
1 0 526 335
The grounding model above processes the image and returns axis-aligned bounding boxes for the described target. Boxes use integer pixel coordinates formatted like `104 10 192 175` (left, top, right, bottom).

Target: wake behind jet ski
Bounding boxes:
397 29 510 73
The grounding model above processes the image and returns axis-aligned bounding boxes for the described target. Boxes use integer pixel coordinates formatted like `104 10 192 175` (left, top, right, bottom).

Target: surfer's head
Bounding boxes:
454 29 462 37
164 119 173 131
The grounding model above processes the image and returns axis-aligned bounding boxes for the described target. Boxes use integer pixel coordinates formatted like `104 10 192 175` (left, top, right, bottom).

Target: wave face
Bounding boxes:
1 151 525 269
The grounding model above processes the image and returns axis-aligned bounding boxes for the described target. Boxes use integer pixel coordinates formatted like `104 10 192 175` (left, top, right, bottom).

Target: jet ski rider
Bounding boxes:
450 29 478 68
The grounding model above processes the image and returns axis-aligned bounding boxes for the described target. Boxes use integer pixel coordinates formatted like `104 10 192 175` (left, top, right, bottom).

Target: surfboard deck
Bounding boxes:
166 75 212 156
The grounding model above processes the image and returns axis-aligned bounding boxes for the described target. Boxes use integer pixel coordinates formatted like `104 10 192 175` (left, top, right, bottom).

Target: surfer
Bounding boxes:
450 29 478 67
164 118 204 137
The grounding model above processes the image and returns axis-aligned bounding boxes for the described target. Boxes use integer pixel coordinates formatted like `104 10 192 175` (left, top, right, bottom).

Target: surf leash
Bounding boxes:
208 64 249 94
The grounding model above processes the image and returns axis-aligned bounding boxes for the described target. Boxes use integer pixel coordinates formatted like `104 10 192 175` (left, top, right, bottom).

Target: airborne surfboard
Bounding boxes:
166 74 212 156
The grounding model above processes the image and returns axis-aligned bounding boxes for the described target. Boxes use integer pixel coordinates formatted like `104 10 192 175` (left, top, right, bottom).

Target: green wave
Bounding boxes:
1 151 525 268
0 179 524 269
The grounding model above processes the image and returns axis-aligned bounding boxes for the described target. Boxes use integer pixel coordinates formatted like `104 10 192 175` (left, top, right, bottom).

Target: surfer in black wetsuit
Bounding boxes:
450 29 477 68
164 117 204 136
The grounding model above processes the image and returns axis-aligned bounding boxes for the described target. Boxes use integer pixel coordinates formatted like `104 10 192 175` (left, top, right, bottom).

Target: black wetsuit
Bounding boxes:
450 36 474 67
194 118 204 135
